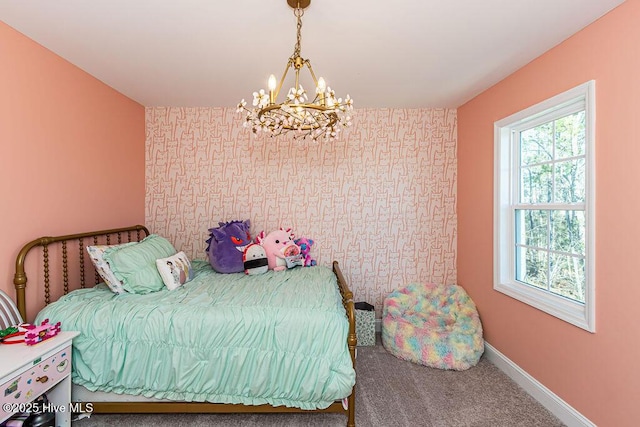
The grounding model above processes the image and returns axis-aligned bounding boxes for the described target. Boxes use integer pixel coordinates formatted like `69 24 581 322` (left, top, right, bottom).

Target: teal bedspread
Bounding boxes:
36 261 355 409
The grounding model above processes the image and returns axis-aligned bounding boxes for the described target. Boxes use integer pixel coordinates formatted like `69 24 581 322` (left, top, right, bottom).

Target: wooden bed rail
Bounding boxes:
13 225 150 320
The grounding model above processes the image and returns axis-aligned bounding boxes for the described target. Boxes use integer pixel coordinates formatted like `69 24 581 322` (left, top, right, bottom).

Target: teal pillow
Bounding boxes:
103 234 177 294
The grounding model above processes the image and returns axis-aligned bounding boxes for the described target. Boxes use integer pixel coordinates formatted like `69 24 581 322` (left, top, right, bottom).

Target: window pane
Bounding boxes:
554 158 585 203
521 122 553 166
516 246 548 290
496 81 594 331
550 210 585 255
516 209 548 248
550 253 585 303
521 164 552 203
555 111 585 160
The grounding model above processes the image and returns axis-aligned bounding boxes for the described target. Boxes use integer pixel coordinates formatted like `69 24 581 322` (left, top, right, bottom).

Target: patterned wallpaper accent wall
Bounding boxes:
145 107 457 315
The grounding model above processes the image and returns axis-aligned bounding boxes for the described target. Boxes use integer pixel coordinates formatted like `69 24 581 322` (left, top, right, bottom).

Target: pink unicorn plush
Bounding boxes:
294 237 316 267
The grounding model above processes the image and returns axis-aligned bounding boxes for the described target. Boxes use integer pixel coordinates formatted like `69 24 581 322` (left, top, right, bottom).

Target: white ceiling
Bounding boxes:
0 0 626 108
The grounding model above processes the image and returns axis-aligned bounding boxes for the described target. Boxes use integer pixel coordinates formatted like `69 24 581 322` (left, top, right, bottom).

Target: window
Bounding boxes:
494 81 595 332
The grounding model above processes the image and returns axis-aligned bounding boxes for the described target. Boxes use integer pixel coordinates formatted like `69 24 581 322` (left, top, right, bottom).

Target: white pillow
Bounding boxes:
156 251 194 291
86 243 137 294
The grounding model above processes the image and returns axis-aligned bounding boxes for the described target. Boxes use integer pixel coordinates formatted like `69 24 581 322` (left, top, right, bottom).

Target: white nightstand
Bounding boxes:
0 331 79 426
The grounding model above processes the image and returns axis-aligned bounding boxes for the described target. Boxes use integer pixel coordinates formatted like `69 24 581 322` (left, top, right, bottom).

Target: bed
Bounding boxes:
13 225 357 426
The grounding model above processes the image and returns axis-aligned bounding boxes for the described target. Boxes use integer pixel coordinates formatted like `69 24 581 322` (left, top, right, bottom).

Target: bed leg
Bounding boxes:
347 391 356 427
334 261 357 426
347 328 357 426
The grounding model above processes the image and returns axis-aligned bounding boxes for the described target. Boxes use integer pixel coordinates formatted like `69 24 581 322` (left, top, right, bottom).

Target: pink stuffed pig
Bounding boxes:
255 228 299 271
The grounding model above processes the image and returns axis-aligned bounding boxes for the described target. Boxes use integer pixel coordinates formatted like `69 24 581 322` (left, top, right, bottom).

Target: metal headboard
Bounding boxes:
13 225 150 321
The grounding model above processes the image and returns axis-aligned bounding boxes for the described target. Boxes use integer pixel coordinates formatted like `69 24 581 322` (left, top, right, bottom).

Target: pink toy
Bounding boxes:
24 319 61 345
255 228 299 271
294 237 316 267
282 244 304 268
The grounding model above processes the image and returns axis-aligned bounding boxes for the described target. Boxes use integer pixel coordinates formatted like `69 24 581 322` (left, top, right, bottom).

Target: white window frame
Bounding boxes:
494 81 595 332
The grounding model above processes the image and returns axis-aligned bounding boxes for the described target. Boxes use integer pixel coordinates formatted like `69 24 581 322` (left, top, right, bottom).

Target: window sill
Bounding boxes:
494 280 594 333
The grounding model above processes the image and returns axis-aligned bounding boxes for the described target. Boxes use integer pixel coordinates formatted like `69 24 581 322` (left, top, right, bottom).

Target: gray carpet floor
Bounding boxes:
74 335 564 426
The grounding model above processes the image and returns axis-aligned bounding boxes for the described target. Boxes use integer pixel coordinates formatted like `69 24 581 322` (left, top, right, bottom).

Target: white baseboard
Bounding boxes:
484 342 595 427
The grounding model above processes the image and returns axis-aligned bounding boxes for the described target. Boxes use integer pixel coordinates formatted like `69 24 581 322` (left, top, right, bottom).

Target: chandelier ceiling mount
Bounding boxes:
287 0 310 8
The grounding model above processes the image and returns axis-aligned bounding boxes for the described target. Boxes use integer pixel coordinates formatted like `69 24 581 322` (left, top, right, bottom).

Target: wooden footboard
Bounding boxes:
334 260 358 427
12 226 357 427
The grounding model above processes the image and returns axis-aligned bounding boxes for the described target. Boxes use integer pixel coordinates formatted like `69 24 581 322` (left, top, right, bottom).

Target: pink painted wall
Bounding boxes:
145 107 457 314
0 22 145 321
458 1 639 425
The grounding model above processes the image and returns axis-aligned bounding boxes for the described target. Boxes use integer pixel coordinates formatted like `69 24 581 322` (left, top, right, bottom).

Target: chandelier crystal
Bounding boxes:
237 0 354 141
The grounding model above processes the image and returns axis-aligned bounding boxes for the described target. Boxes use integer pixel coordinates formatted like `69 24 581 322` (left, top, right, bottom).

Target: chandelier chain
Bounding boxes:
293 7 304 59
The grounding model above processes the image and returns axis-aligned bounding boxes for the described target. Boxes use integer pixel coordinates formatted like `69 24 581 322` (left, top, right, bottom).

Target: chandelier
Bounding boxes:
236 0 354 141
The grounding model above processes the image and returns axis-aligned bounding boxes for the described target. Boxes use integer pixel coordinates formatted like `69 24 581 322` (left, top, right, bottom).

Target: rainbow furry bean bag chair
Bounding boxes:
382 283 484 371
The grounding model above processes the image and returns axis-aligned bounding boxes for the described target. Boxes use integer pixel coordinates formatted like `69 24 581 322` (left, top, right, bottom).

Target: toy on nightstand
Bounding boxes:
24 319 61 345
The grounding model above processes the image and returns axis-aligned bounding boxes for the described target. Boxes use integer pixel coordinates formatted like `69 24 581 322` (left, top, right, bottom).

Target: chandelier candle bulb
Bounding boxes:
317 77 326 105
268 74 277 104
236 0 354 141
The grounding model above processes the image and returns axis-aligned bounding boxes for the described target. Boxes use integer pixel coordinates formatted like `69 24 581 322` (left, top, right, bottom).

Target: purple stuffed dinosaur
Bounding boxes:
205 219 252 273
